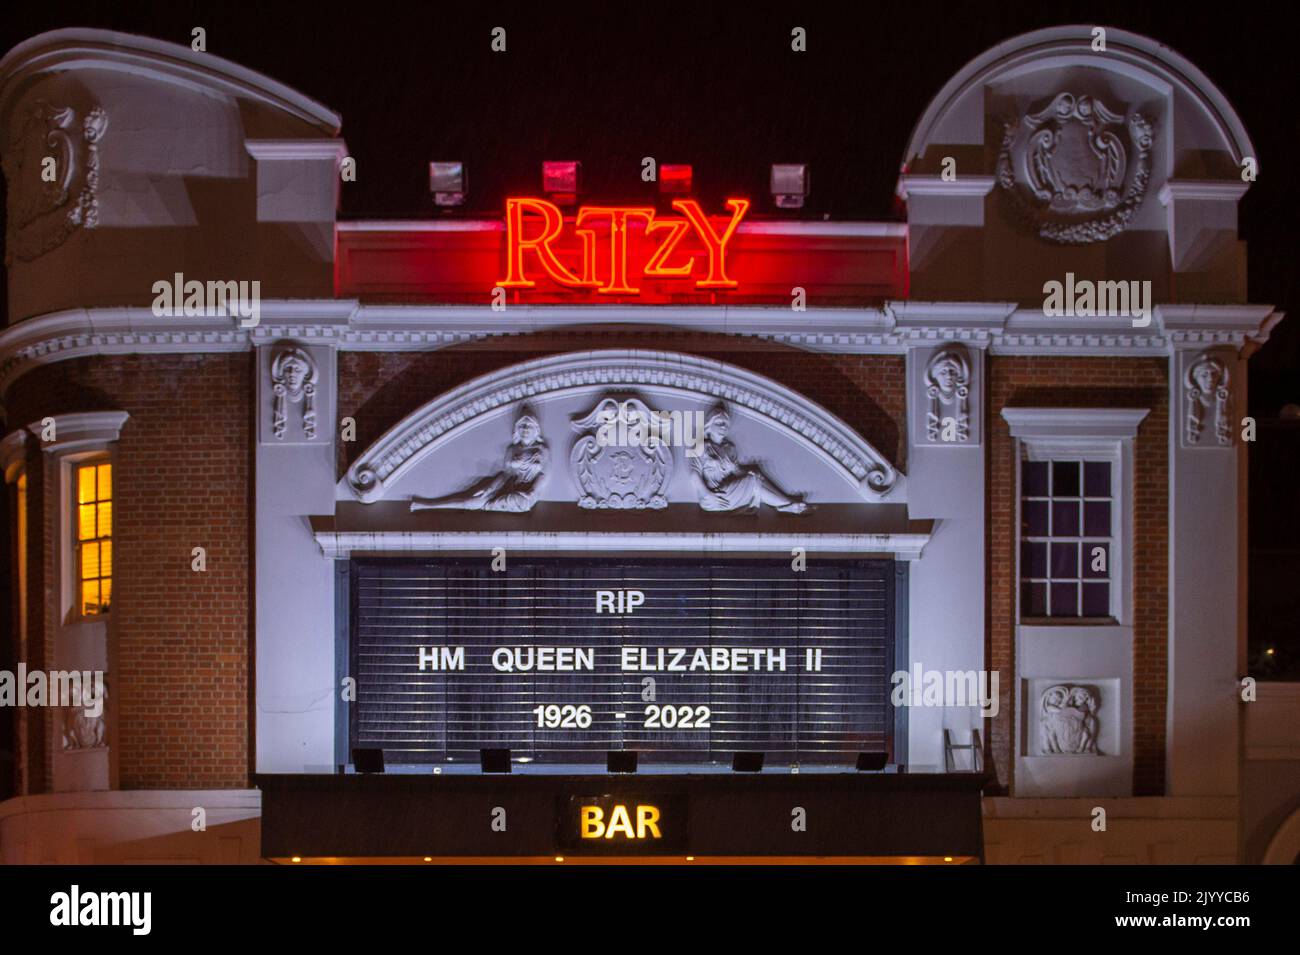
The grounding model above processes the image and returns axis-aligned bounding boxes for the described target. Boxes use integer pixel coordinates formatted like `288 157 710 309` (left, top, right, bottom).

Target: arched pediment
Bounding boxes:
899 25 1255 178
343 350 905 508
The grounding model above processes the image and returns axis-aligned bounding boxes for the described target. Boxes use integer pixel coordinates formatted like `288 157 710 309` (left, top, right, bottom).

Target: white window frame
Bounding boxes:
27 412 129 626
1002 408 1148 627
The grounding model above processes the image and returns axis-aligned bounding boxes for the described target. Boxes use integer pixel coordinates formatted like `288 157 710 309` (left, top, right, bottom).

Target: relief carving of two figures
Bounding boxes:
410 401 807 514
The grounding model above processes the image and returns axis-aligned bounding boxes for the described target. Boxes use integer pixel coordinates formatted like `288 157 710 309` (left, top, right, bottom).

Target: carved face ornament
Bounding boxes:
1067 686 1097 713
931 356 963 397
270 346 318 441
1042 685 1069 711
1191 360 1221 395
704 408 730 443
1184 353 1232 448
513 414 541 446
280 356 310 396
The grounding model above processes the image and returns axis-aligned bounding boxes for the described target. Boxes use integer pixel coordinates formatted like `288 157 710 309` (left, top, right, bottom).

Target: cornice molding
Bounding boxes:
245 139 350 162
1158 179 1251 204
0 303 356 392
344 349 904 504
1157 304 1278 340
0 302 1282 392
314 529 933 561
898 175 997 199
26 410 129 452
1002 407 1149 440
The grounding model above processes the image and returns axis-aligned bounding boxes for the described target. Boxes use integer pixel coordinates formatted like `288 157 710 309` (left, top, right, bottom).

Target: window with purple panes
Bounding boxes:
1019 458 1113 619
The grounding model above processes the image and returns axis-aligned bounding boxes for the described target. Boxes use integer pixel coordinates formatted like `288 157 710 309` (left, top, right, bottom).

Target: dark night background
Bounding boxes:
0 0 1294 713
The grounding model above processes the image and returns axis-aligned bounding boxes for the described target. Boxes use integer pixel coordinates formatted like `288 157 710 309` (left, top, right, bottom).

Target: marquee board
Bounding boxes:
349 557 896 766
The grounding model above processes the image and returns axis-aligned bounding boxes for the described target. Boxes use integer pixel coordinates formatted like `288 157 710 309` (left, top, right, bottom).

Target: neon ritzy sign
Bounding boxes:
498 197 750 295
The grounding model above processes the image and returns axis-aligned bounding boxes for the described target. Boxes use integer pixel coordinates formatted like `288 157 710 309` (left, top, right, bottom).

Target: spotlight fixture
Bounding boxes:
352 748 384 774
542 160 581 205
731 752 764 773
855 751 889 771
429 161 467 208
770 163 810 209
607 750 638 773
480 748 511 773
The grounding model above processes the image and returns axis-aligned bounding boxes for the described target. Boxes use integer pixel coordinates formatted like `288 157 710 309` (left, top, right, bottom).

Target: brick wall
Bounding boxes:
987 356 1169 796
6 354 252 789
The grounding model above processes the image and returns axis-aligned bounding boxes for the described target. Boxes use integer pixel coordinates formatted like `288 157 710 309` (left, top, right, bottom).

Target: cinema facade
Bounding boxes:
0 26 1296 864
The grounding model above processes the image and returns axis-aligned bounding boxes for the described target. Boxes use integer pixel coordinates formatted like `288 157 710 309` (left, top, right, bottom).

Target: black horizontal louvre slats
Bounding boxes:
351 556 893 766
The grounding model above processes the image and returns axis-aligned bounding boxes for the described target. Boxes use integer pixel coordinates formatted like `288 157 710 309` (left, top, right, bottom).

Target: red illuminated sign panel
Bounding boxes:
498 197 750 294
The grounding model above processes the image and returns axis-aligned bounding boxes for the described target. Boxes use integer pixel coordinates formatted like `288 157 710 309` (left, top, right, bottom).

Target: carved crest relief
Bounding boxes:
62 681 107 752
1038 683 1101 756
997 92 1152 244
570 397 672 510
3 101 109 263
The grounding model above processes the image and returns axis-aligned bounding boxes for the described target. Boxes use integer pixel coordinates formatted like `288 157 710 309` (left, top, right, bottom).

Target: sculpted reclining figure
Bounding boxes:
689 404 808 514
411 407 548 513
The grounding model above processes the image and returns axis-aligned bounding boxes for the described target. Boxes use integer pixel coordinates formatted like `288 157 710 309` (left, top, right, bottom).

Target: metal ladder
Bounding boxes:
943 728 984 772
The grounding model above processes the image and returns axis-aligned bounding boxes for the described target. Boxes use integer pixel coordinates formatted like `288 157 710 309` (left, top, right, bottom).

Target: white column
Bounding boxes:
1167 346 1242 795
255 342 338 773
905 343 987 770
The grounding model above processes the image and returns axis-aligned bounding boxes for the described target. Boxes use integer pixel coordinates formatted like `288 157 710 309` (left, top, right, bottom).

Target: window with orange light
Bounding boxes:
75 460 112 616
